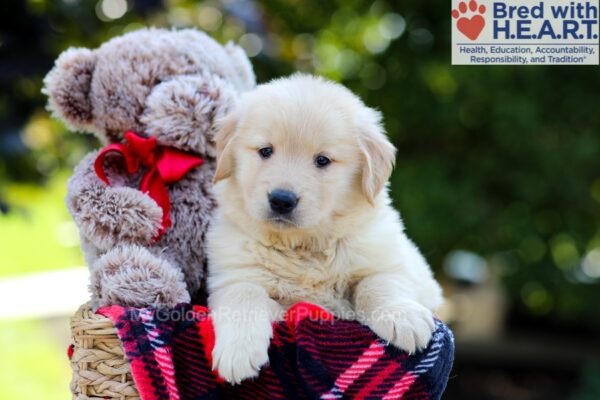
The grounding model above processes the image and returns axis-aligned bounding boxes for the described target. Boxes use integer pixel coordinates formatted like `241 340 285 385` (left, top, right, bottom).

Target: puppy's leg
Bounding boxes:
354 274 438 354
209 283 282 384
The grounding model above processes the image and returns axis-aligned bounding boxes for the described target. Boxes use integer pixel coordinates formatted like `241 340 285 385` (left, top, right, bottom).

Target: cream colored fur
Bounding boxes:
206 75 443 384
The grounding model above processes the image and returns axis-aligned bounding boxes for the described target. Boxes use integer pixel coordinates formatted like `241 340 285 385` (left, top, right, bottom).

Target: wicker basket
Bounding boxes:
69 303 139 399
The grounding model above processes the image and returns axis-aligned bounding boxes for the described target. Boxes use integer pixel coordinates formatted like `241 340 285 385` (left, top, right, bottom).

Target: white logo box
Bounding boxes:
451 0 599 65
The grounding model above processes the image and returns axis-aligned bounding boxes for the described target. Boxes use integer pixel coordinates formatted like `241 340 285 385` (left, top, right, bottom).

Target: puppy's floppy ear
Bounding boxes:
213 108 240 183
356 107 397 205
43 48 97 132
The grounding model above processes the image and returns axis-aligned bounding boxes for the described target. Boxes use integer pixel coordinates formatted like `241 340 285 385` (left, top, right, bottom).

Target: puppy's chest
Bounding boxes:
251 241 358 312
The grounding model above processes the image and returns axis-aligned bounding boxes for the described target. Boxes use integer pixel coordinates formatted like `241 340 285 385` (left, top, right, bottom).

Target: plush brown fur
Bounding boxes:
43 28 255 308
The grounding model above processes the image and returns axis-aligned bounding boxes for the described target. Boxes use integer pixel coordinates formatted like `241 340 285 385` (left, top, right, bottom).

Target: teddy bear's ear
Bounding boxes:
43 48 97 132
141 74 238 157
224 42 256 92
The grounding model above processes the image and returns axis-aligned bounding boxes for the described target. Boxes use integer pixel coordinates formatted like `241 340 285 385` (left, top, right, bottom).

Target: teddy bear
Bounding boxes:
43 28 255 308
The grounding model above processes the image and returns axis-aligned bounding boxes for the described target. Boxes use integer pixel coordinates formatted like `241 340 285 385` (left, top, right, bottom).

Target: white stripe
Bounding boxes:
415 362 435 369
419 355 439 363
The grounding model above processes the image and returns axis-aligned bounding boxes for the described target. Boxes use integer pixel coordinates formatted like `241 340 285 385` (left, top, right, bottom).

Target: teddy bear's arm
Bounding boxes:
90 244 191 309
67 151 163 250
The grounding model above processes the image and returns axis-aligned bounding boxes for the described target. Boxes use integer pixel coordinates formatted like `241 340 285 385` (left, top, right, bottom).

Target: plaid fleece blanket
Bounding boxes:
98 302 454 400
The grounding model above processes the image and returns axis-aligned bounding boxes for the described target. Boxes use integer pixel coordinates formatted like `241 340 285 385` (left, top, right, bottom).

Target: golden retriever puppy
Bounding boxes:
206 74 443 384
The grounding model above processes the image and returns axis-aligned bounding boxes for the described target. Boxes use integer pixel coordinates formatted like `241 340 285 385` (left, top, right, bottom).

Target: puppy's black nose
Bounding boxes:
269 189 298 214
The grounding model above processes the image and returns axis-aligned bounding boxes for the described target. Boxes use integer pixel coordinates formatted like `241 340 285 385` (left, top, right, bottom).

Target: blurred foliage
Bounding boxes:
0 171 83 277
0 319 71 400
0 0 599 330
572 363 600 400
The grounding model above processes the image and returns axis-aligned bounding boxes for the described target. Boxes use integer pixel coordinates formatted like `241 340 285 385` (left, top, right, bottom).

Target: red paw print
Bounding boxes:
452 0 486 41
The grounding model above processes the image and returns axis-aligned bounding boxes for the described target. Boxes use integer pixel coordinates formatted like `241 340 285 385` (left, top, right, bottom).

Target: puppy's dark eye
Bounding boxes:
258 147 273 159
315 155 331 168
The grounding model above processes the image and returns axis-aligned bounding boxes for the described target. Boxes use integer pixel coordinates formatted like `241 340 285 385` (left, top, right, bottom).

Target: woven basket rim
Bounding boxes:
70 302 140 400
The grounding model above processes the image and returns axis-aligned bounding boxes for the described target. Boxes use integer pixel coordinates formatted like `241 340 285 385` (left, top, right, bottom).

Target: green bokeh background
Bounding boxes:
0 0 599 399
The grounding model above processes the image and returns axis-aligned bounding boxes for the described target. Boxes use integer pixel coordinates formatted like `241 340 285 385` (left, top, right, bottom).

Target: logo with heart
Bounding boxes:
452 0 486 40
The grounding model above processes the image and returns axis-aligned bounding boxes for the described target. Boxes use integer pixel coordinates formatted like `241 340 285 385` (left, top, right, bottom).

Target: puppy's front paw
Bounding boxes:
212 321 272 384
364 300 435 354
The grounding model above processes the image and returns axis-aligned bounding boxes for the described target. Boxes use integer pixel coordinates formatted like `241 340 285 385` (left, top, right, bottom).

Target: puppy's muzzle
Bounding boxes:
268 189 299 215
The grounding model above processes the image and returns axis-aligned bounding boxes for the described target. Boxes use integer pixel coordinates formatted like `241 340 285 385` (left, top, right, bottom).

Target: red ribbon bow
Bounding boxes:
94 131 203 240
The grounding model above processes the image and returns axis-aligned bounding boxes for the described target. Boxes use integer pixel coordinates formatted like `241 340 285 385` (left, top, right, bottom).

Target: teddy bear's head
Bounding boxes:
44 28 255 158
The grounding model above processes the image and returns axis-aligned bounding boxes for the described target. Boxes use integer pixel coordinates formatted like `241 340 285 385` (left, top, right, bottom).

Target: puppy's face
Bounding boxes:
214 76 396 231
